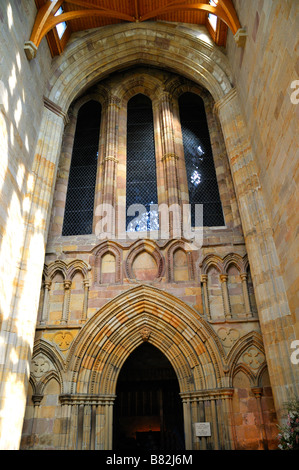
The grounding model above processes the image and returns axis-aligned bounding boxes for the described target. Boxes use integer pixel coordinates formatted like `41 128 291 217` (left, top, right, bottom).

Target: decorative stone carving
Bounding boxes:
140 327 151 342
54 331 74 351
241 347 265 370
218 328 240 348
31 354 52 378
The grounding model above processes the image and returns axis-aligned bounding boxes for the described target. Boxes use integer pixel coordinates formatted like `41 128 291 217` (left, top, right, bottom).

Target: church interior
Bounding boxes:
0 0 298 451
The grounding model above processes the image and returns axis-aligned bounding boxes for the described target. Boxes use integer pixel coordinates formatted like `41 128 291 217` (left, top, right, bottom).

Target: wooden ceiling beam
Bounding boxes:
140 2 235 33
25 0 246 59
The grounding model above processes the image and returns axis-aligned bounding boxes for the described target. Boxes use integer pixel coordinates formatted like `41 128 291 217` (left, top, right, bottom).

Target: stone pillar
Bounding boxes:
220 274 232 319
81 279 89 323
61 279 71 324
240 272 253 317
159 92 181 236
201 275 211 320
95 95 120 238
40 280 51 325
182 397 193 450
252 387 268 450
215 88 299 419
0 102 65 450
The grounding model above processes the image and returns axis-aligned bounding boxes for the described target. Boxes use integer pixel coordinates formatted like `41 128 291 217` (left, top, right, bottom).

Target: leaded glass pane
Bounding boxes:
126 94 158 231
62 100 101 235
179 92 225 227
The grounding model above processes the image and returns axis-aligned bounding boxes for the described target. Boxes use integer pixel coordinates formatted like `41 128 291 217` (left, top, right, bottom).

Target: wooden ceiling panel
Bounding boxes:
29 0 244 58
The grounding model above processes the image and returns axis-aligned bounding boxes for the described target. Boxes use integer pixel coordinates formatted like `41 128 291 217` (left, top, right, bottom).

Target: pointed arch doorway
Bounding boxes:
113 343 185 451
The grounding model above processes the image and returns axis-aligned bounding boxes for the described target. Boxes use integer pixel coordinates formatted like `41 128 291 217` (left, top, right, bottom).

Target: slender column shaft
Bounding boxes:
220 274 232 319
159 92 181 236
40 281 51 324
201 275 211 319
61 280 71 324
241 273 252 317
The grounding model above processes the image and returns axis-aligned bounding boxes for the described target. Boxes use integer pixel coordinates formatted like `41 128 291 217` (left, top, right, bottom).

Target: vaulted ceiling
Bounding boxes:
26 0 244 59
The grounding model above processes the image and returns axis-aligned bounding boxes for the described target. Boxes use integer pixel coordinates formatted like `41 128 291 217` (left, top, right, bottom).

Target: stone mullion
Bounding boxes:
102 97 120 236
0 105 65 450
159 92 181 236
215 88 299 419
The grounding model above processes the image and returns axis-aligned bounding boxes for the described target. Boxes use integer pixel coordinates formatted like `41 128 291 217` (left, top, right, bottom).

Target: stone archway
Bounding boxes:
63 284 228 450
113 342 185 451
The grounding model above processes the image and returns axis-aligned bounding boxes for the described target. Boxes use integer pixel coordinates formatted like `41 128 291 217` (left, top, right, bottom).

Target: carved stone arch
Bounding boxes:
66 285 226 396
227 331 266 385
69 84 109 121
32 339 65 376
66 259 91 282
47 260 68 281
167 240 194 282
165 76 212 108
112 70 164 107
36 370 62 397
93 241 122 284
232 363 257 387
125 239 165 282
200 254 224 275
223 253 244 274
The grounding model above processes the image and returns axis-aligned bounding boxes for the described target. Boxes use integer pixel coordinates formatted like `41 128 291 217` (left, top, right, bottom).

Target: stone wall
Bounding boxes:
0 1 52 449
20 68 278 450
227 0 299 328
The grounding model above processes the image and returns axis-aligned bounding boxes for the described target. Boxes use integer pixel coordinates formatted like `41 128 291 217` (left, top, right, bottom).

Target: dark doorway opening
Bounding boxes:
113 343 185 451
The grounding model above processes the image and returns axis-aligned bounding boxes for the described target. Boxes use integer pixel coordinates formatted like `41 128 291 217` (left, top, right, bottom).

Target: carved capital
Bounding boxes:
64 280 72 290
251 387 263 399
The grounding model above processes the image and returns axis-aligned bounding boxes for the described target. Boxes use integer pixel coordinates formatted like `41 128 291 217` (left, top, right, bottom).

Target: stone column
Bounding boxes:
182 397 193 450
240 272 253 317
40 280 51 325
201 275 211 320
252 387 268 450
220 274 232 320
81 279 89 323
61 279 71 324
0 101 66 450
95 95 120 238
159 92 181 237
215 88 299 419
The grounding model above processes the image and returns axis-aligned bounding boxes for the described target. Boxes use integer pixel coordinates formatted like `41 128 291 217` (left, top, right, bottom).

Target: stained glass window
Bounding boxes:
126 94 158 232
179 92 225 227
62 100 101 235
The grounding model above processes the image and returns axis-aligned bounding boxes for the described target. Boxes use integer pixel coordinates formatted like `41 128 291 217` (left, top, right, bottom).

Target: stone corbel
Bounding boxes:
234 28 247 47
24 41 37 60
